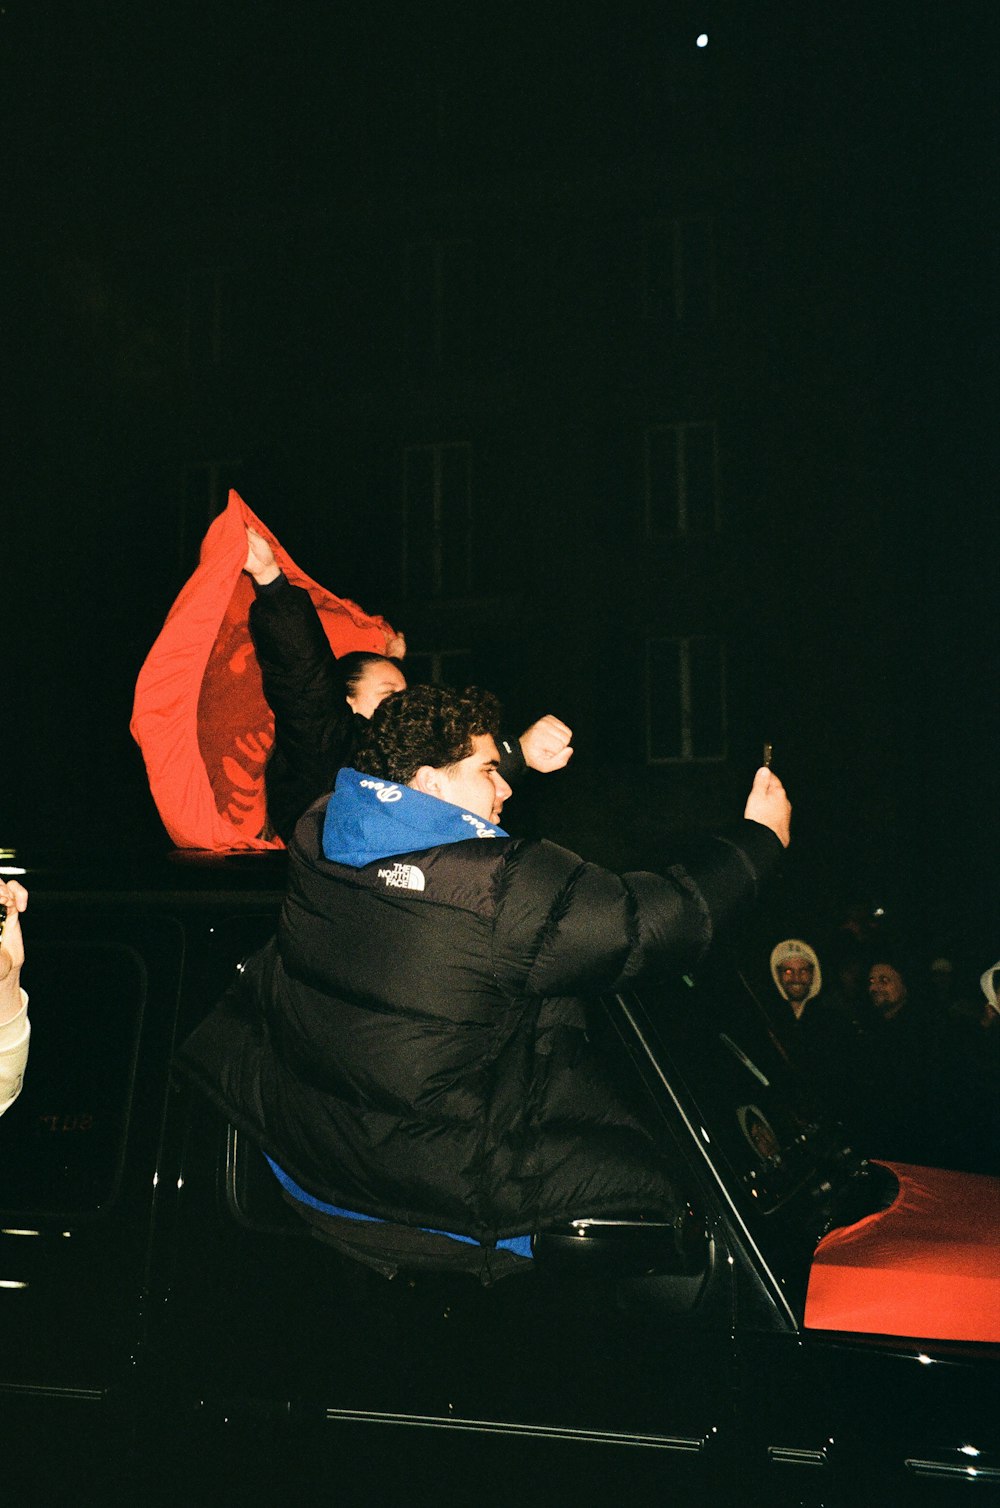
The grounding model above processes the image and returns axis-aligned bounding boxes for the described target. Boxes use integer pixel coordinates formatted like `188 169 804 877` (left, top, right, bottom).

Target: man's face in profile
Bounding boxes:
434 734 513 824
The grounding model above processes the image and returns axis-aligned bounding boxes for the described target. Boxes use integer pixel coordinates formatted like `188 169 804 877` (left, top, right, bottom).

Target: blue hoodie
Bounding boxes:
322 767 508 867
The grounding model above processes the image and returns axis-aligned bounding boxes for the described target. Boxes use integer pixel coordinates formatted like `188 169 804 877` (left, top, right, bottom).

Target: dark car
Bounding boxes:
1 852 997 1505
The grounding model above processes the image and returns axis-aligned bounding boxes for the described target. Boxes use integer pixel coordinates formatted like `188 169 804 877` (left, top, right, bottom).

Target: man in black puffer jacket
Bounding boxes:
178 685 791 1254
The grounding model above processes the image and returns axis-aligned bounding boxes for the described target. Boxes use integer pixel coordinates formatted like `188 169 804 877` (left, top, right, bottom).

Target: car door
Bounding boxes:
140 972 750 1502
0 904 182 1491
738 1328 1000 1505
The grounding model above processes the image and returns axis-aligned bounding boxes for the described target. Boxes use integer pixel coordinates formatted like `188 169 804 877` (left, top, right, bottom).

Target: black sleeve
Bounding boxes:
492 822 783 998
615 821 783 984
496 732 526 786
249 578 358 840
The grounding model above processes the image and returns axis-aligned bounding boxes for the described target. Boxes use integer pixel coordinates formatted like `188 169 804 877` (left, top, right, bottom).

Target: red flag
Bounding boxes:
131 490 396 850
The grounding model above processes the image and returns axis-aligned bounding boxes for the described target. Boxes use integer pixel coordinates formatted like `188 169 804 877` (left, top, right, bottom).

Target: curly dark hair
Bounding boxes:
355 684 502 785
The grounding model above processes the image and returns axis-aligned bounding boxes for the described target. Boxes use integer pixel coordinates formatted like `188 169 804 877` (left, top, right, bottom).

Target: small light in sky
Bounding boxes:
696 33 709 48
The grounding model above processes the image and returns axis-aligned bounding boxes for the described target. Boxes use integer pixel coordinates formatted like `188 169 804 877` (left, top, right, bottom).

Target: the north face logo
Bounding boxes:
377 862 425 892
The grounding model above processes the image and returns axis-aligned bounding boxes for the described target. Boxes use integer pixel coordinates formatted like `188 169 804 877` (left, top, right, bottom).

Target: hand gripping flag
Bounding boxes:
131 490 396 850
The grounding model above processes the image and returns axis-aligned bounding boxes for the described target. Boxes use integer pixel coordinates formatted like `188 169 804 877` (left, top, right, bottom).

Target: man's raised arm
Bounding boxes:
518 715 574 774
494 767 791 998
244 528 356 839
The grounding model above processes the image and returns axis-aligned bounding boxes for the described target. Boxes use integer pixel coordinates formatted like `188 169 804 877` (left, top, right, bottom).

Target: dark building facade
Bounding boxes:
7 2 997 960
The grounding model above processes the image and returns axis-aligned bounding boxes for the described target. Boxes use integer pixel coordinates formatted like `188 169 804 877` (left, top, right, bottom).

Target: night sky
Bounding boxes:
5 2 998 970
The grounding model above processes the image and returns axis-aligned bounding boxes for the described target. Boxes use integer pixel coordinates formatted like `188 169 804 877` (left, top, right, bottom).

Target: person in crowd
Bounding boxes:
838 952 949 1163
770 939 821 1021
820 929 870 1033
178 685 791 1278
0 880 29 1117
243 527 575 841
866 959 913 1023
929 955 957 1007
767 936 858 1114
926 954 985 1034
977 960 1000 1033
935 958 1000 1175
835 949 1000 1174
835 899 883 951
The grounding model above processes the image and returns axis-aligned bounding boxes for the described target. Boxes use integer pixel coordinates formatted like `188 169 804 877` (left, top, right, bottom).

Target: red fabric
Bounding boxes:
131 491 396 850
804 1160 1000 1344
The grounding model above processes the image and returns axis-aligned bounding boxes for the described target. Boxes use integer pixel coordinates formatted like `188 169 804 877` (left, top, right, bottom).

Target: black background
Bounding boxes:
4 1 997 972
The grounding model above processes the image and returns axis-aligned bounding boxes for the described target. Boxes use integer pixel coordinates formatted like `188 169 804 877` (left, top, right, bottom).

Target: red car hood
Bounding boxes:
804 1160 1000 1344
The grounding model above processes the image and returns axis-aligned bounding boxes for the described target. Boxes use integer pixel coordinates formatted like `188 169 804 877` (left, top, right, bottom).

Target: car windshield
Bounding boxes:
615 959 894 1251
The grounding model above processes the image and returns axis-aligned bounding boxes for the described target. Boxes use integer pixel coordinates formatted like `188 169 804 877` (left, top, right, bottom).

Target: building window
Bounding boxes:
644 422 720 536
403 649 475 688
185 268 229 368
183 461 224 521
641 216 716 325
646 636 727 763
404 240 473 367
176 461 228 572
402 442 473 596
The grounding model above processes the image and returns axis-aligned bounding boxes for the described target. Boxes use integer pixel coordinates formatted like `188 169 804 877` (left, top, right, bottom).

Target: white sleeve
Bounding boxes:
0 990 30 1116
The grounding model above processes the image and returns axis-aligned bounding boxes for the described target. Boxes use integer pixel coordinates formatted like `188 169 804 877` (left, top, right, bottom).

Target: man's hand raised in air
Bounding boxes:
744 766 792 848
519 715 574 774
244 526 281 587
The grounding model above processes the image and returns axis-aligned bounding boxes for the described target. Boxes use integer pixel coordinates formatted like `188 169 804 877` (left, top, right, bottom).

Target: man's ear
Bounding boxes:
410 765 444 799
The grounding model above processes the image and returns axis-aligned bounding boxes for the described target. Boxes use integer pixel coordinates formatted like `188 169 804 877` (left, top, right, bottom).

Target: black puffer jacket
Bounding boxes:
178 802 781 1240
249 579 366 841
